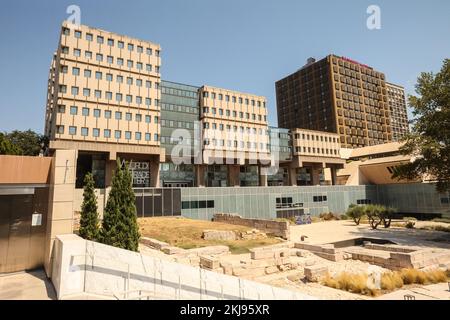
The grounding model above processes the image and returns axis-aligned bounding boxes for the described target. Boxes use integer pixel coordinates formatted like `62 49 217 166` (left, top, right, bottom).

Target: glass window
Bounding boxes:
128 43 134 51
70 106 78 115
96 53 103 62
83 88 90 97
145 98 151 106
62 27 70 36
126 95 132 103
107 38 114 46
135 114 142 122
85 51 92 59
74 30 81 38
106 91 112 100
69 126 77 135
127 77 133 85
136 96 142 104
115 111 122 120
137 46 143 53
104 110 111 119
61 46 69 54
114 130 121 139
107 56 113 64
94 90 101 98
117 75 123 83
72 67 79 76
154 133 159 141
136 79 142 87
154 116 159 124
126 113 132 121
93 109 100 118
71 86 79 96
81 127 88 136
118 41 124 48
146 81 152 88
82 107 89 116
84 69 91 78
146 64 152 72
104 129 111 138
86 33 93 41
93 128 100 137
145 133 151 141
135 132 141 140
95 71 102 80
127 60 133 68
125 131 131 140
57 105 66 113
145 115 151 123
137 62 143 70
117 58 124 66
97 36 104 44
73 49 81 57
146 48 152 55
106 73 112 81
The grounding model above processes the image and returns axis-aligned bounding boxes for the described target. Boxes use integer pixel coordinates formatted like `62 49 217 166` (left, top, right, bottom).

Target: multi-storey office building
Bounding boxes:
45 22 163 188
276 54 394 148
198 85 271 187
386 82 409 141
159 80 200 187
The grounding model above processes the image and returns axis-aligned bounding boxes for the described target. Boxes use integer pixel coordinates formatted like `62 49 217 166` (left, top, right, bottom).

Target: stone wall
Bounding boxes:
213 213 290 240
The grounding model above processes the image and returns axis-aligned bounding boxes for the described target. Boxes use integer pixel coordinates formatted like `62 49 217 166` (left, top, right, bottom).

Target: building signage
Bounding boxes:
341 56 373 70
128 161 150 187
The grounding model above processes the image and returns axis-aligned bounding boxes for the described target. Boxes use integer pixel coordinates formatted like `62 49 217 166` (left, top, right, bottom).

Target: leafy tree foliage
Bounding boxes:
100 159 140 251
393 59 450 192
79 172 100 241
0 132 21 155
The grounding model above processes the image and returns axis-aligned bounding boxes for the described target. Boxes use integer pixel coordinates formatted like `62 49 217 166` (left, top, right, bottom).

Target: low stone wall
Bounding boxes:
213 213 290 240
52 234 316 300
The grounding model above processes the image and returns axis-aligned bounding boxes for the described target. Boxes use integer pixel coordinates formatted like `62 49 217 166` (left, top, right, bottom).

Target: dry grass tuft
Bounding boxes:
322 268 449 296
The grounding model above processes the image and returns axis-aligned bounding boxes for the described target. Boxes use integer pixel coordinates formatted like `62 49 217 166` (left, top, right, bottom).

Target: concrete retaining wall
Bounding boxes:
51 234 315 300
213 213 290 240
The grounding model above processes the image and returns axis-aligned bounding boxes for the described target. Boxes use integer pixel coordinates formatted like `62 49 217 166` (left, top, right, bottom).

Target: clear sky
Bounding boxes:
0 0 449 133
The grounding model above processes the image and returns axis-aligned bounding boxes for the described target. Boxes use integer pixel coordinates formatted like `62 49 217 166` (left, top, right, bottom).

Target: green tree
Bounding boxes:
6 130 45 156
345 204 365 225
79 172 100 240
392 59 450 192
100 159 140 251
0 132 21 155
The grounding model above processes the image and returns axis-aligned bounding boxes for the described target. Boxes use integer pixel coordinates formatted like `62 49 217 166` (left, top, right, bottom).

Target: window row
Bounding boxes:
57 105 159 123
203 107 266 122
56 125 159 141
61 66 159 87
62 27 160 56
203 123 267 135
294 133 337 143
203 139 268 150
58 85 159 105
202 92 265 107
61 47 160 73
295 146 339 156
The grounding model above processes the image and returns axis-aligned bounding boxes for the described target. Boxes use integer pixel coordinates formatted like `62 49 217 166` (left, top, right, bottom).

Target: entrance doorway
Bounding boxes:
0 187 48 273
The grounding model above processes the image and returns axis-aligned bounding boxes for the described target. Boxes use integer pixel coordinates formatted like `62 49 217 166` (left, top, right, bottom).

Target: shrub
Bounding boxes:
421 225 450 233
319 212 341 221
400 268 427 285
79 172 100 241
345 204 365 225
404 220 416 229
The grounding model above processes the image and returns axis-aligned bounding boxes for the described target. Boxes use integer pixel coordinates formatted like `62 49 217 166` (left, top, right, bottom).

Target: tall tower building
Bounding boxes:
45 22 163 188
386 82 409 141
275 54 393 148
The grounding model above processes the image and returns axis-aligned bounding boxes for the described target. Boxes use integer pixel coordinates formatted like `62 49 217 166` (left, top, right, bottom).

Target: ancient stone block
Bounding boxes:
304 265 328 282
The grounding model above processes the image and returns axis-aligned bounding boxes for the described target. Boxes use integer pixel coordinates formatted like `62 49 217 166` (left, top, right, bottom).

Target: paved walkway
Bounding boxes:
377 283 450 300
290 220 450 248
0 269 56 300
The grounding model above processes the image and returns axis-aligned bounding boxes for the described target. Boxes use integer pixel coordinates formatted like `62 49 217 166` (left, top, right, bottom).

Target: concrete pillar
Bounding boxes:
330 166 337 185
195 164 206 187
44 149 77 278
311 166 322 186
228 165 240 187
259 166 268 187
150 159 160 187
289 167 298 186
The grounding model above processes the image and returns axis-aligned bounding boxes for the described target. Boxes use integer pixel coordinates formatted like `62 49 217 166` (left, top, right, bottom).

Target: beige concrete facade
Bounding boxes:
199 85 270 164
45 22 161 150
386 82 409 141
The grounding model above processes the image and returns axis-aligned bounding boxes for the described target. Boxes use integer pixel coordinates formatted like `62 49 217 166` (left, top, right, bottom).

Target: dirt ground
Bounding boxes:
138 217 281 254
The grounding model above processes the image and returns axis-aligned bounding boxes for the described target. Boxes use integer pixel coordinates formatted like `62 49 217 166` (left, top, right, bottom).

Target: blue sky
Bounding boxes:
0 0 449 133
